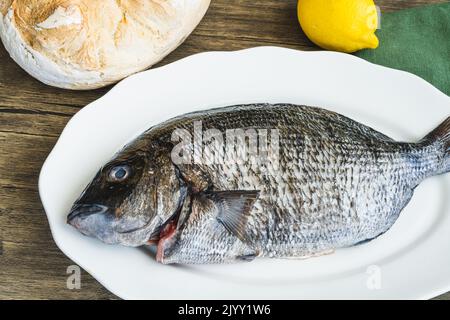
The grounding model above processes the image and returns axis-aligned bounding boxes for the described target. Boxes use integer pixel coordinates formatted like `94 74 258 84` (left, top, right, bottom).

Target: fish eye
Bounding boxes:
108 165 131 182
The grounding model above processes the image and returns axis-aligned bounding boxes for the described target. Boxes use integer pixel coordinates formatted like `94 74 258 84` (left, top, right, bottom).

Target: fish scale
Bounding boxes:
67 103 450 264
147 104 446 263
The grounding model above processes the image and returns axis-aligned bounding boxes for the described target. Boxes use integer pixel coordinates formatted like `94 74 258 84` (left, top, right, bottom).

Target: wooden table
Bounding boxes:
0 0 448 300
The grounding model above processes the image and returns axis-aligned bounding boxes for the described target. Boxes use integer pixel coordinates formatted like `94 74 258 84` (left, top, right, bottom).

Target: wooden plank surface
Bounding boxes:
0 0 448 300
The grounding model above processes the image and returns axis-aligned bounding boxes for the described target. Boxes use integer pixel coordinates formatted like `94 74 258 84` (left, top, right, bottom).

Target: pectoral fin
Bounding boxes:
237 253 258 262
212 190 260 246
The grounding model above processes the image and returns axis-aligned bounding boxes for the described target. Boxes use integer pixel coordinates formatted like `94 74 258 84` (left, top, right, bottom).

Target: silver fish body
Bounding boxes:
68 104 450 264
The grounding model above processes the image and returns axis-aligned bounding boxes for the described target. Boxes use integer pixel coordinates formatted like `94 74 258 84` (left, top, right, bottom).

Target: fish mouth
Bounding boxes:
67 203 110 224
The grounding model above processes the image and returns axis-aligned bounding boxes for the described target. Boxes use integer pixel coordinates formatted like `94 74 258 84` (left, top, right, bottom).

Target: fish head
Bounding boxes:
67 145 185 247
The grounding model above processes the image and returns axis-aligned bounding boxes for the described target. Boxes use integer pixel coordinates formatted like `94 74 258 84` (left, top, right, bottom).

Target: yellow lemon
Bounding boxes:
297 0 379 53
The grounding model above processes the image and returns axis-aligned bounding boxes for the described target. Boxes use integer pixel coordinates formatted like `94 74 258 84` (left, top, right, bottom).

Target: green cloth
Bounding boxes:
355 2 450 96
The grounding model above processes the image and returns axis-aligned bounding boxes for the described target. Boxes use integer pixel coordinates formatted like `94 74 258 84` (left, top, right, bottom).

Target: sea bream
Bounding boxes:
67 103 450 264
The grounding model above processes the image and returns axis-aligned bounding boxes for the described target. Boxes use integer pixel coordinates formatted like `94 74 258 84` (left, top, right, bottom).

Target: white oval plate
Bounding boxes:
39 47 450 300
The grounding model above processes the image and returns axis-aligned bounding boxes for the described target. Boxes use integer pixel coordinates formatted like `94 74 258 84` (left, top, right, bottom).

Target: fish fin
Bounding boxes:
353 229 388 246
421 116 450 175
278 249 335 260
237 253 258 262
213 190 260 245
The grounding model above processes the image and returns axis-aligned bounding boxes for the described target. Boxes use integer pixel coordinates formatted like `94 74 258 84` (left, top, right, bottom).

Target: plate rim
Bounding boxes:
38 46 450 300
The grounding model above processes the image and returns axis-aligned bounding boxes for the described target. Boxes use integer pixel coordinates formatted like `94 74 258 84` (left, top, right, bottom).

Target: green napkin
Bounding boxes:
355 2 450 96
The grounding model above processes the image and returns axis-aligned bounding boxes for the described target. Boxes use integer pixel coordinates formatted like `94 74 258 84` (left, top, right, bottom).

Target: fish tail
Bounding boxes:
420 116 450 175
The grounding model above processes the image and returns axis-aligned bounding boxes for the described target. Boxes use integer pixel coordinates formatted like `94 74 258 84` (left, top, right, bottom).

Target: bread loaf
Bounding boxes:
0 0 210 89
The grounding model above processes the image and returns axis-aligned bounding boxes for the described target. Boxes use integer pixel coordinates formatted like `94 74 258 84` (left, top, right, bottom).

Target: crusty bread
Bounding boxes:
0 0 210 89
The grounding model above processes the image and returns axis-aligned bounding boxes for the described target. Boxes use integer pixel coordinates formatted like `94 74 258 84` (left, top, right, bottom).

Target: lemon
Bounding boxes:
297 0 379 53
